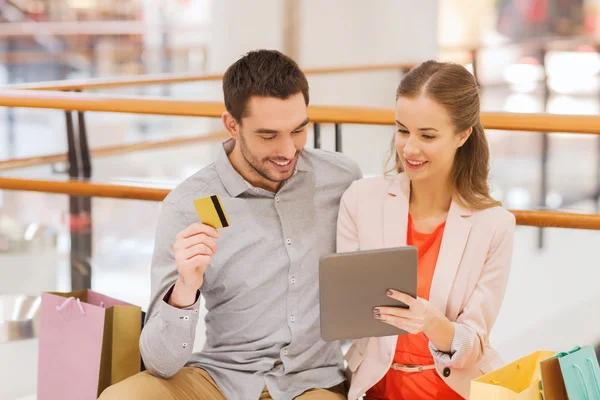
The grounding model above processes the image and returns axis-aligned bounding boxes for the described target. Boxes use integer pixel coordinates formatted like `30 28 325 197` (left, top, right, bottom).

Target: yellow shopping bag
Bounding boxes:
470 351 556 400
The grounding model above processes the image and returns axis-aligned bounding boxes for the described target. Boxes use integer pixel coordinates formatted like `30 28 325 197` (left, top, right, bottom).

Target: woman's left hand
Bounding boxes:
374 289 444 335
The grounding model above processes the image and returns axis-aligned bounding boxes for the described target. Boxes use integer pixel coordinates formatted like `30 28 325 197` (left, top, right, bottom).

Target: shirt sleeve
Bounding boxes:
139 201 203 379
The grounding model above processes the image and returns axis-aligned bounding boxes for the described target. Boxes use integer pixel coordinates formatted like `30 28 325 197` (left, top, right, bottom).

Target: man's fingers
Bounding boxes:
185 243 213 260
176 223 220 240
179 235 217 253
183 254 212 269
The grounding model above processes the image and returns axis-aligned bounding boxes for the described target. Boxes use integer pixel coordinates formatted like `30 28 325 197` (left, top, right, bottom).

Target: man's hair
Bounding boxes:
222 49 309 122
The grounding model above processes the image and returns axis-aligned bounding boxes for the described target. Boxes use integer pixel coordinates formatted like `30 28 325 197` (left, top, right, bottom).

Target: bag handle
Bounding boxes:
587 358 600 398
55 296 86 315
556 346 582 358
574 364 591 400
572 358 600 400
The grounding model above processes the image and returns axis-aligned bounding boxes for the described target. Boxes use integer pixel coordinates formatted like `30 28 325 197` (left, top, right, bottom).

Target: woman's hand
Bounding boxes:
374 289 454 352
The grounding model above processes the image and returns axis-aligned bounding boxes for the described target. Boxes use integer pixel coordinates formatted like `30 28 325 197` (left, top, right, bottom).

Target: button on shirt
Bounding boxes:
140 139 362 400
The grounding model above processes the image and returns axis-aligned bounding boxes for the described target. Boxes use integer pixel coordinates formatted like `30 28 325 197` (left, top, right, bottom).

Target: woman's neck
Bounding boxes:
409 175 454 217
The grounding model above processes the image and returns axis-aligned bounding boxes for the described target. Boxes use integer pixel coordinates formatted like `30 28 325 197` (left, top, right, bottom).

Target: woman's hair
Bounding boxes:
388 60 500 210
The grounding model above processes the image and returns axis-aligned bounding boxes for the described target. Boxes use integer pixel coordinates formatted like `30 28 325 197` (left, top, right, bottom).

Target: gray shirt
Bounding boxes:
140 139 362 400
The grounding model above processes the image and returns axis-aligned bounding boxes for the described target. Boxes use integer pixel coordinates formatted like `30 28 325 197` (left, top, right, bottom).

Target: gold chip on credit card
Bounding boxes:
193 195 230 229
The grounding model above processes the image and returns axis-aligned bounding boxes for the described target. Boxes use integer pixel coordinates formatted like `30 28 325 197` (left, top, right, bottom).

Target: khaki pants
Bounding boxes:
99 367 347 400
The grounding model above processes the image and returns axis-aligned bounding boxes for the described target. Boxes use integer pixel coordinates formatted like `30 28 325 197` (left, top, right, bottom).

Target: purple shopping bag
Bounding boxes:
37 290 142 400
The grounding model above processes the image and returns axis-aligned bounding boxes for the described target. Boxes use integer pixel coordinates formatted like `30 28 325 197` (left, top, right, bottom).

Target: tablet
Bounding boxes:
319 246 418 342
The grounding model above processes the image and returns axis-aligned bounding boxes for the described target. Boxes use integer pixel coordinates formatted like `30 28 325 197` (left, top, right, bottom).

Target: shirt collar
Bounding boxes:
215 139 252 197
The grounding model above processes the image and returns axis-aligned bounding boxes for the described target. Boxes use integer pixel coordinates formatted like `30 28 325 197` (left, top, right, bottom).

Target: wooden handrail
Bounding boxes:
1 52 79 64
0 89 226 116
0 176 169 201
0 47 206 66
1 90 600 134
0 176 598 230
479 112 600 134
511 210 600 230
0 131 229 171
7 63 417 91
8 73 226 91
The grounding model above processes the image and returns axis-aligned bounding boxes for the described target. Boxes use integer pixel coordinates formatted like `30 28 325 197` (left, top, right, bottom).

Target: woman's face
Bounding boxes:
394 95 469 184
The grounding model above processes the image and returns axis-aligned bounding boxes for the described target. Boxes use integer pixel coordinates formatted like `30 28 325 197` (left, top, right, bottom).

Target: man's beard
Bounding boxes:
238 133 301 183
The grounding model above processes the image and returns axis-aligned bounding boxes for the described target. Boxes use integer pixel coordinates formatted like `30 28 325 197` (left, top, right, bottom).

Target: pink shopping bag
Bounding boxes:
37 289 142 400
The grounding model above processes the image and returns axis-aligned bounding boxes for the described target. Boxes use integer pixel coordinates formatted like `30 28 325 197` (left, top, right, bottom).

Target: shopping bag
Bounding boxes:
540 353 568 400
470 350 556 400
37 289 142 400
557 346 600 400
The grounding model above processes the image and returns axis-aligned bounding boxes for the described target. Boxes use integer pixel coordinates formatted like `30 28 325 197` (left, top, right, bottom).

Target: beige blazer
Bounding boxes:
336 174 516 399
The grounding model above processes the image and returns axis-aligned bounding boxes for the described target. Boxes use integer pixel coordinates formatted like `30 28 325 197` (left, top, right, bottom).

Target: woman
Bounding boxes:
337 61 515 400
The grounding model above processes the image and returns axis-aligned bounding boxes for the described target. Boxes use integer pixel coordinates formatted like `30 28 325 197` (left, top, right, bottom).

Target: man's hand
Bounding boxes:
169 223 219 308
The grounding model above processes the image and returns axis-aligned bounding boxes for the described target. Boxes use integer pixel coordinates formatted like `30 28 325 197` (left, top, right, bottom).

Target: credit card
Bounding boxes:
193 194 230 229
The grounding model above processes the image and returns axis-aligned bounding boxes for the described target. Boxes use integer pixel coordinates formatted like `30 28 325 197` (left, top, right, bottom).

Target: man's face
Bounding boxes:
236 93 309 185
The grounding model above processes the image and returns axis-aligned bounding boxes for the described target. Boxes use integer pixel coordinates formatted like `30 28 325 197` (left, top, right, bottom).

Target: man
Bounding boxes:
100 49 362 400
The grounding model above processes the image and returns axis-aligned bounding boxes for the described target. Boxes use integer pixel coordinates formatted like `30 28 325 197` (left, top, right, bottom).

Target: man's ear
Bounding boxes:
457 126 473 148
222 111 239 139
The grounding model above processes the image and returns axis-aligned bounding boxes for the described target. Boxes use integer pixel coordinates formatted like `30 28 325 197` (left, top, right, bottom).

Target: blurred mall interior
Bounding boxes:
0 0 600 399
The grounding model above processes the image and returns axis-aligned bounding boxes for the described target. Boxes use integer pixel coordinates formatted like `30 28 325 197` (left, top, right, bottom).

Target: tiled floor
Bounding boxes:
1 75 600 399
